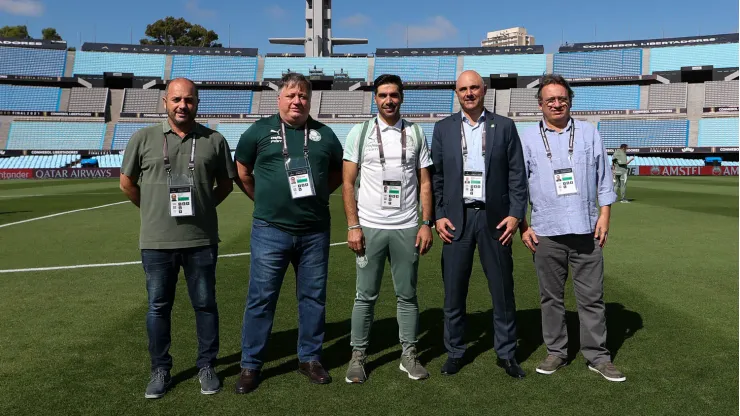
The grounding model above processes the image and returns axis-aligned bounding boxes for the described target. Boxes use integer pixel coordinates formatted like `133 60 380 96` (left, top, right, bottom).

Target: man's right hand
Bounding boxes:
347 228 365 254
521 226 539 253
435 218 456 244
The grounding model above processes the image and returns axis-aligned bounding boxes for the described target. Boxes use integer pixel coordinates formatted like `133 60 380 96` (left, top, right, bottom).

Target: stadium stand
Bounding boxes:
698 117 739 146
649 43 739 72
373 56 457 81
553 49 642 78
597 119 689 148
0 85 60 111
325 124 355 148
509 89 538 112
648 83 688 109
215 123 253 149
614 155 704 166
414 122 435 148
463 55 546 76
0 154 79 168
112 122 158 149
263 57 368 79
704 80 739 107
319 91 365 114
257 90 278 114
6 121 106 150
171 55 258 81
198 90 252 114
571 85 640 111
68 88 109 112
371 90 453 113
122 89 161 113
0 46 66 77
73 51 166 78
95 154 124 168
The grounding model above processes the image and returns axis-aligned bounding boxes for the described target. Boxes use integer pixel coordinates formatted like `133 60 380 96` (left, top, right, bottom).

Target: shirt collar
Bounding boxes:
461 109 486 126
377 116 403 131
162 120 201 135
541 117 574 133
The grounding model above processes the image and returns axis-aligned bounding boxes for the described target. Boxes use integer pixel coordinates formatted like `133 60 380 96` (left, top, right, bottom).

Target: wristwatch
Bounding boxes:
421 220 432 227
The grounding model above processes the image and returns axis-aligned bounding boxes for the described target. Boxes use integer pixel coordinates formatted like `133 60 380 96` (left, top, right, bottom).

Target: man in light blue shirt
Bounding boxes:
518 74 625 382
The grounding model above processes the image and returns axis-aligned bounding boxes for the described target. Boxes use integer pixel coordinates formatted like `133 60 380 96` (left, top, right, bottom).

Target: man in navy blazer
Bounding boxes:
431 70 528 378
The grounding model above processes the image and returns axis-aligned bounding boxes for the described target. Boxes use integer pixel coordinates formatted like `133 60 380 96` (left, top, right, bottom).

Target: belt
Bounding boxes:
464 201 486 210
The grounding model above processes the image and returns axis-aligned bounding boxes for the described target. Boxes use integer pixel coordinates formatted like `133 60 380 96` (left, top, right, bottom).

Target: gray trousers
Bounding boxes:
534 234 610 365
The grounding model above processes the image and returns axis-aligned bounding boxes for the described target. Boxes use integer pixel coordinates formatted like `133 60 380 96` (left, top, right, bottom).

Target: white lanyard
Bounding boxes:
538 119 575 161
375 119 406 170
280 120 309 165
461 117 486 160
163 131 196 176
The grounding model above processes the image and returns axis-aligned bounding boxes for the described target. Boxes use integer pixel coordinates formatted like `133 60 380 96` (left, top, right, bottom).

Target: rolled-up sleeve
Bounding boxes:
594 129 617 206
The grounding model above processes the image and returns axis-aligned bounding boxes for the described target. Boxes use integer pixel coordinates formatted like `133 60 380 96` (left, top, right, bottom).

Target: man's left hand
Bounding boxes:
594 216 609 248
416 225 434 255
496 216 520 246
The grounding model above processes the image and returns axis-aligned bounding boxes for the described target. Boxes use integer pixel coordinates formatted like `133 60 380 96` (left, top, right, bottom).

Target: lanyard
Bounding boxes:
280 120 309 162
163 132 196 174
375 119 406 170
539 119 575 160
461 117 486 159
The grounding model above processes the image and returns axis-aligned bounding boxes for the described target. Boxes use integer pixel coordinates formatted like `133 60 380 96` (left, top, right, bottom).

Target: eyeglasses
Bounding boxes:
542 96 570 106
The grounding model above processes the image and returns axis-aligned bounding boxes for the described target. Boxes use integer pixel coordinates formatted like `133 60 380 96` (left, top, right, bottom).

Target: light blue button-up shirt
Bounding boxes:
462 111 486 203
520 118 617 237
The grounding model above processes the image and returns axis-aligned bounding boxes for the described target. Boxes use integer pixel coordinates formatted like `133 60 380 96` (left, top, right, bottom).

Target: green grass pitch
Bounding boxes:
0 176 737 415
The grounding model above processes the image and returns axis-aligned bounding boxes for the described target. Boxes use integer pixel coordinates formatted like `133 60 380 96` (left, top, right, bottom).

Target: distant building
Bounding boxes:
481 27 535 47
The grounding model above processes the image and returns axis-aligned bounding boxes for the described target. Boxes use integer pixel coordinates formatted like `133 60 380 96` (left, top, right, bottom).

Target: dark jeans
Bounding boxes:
240 219 330 369
141 244 219 371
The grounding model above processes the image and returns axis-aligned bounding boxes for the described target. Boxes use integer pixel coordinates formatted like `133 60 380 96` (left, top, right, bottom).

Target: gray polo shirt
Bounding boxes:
121 121 236 249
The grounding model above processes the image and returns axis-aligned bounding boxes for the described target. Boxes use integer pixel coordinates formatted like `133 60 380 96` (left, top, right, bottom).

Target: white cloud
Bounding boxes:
185 0 216 18
339 13 370 28
0 0 44 17
265 5 287 19
389 16 459 45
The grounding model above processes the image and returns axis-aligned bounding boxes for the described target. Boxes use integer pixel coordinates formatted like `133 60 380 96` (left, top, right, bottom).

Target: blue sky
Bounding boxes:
0 0 738 53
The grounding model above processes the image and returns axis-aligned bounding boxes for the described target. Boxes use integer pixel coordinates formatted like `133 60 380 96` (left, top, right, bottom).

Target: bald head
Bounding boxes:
163 77 199 131
456 70 486 116
165 77 198 99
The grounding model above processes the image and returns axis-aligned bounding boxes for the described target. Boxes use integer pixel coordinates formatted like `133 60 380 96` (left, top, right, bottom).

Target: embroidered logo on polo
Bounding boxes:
309 129 322 142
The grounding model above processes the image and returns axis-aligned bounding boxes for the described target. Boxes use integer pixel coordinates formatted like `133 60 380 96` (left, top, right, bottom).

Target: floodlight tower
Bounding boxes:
268 0 367 56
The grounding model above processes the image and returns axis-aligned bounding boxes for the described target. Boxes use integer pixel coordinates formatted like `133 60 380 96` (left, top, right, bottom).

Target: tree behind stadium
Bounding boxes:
0 25 63 40
140 17 222 47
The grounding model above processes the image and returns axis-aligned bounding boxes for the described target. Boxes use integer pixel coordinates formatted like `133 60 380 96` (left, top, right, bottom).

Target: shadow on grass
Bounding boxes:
170 303 641 387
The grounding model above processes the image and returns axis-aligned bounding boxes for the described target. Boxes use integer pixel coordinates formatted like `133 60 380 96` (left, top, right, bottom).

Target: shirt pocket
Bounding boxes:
573 149 595 202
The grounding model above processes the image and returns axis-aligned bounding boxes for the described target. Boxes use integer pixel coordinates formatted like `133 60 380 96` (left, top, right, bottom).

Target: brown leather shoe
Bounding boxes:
234 368 261 394
297 361 332 384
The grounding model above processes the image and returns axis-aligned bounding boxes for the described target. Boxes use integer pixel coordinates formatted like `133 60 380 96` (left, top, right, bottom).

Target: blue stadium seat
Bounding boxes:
325 124 355 148
371 90 453 114
6 122 106 150
463 55 546 76
263 57 368 79
0 46 66 77
373 57 457 81
698 118 739 146
112 123 159 150
554 49 642 77
73 51 165 78
597 119 688 148
0 85 60 111
215 123 253 149
650 44 739 72
199 90 253 114
171 56 258 81
571 85 640 111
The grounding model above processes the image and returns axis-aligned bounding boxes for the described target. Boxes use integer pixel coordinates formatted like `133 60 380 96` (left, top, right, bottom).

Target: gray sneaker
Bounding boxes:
536 355 567 375
144 368 171 399
399 347 429 380
588 361 626 382
198 366 221 394
345 350 367 384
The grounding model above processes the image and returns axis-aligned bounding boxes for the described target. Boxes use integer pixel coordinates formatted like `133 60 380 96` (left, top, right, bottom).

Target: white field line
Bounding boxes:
0 192 120 198
0 241 349 274
0 201 128 229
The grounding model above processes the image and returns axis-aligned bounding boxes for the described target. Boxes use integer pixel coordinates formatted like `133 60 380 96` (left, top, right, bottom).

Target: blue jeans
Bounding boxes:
240 219 330 369
142 245 219 371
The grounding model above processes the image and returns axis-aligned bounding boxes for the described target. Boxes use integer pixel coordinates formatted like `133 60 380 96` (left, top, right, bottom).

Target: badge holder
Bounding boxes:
168 173 196 217
460 120 486 200
286 157 316 199
553 168 578 196
381 168 404 210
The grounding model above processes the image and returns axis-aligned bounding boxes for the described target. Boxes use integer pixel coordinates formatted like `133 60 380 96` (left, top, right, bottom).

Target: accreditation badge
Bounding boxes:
286 157 316 199
553 168 578 196
463 170 484 198
167 174 196 217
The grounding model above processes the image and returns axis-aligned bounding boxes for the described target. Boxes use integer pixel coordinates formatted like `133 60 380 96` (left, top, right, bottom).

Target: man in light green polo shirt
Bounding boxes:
612 144 634 203
120 78 236 399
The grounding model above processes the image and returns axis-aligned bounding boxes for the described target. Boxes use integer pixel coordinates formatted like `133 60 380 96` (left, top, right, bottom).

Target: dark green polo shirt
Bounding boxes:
234 115 343 235
121 121 236 249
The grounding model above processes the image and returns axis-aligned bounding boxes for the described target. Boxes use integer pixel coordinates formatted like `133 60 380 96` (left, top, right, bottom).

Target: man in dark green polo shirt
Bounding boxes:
120 78 236 399
234 73 343 393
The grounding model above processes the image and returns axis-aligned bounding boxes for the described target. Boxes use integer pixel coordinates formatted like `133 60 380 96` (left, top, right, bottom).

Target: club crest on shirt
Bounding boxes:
309 129 322 142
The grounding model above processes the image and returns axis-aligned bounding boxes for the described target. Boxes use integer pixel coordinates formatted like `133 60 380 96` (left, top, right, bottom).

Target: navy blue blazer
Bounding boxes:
431 111 528 241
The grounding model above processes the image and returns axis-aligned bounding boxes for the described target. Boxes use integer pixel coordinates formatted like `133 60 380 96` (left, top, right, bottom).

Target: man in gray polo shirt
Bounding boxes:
518 74 625 382
120 78 236 398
